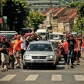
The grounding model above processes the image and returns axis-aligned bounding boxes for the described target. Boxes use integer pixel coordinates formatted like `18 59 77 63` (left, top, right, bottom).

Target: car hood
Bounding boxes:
24 51 54 56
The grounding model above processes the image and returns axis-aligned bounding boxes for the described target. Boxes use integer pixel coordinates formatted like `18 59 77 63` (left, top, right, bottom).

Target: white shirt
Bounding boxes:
20 37 26 50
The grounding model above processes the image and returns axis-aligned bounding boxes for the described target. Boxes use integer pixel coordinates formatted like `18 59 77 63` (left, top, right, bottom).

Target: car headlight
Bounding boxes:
48 55 53 59
24 55 31 58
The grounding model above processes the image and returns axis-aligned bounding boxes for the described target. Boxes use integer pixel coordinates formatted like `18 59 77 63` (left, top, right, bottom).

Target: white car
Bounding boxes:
49 32 66 43
23 41 59 69
0 31 17 40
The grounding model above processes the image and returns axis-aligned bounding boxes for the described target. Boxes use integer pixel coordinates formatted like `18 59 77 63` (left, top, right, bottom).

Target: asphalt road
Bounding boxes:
0 58 84 84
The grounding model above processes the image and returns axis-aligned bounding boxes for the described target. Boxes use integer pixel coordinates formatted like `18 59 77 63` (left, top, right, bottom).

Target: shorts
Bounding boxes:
81 48 84 51
14 50 20 58
1 53 9 63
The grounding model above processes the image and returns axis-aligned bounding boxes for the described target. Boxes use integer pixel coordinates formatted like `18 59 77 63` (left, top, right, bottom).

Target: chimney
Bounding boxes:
72 0 74 3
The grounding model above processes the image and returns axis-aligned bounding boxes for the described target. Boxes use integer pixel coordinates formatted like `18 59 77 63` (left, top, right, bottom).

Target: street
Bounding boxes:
0 58 84 84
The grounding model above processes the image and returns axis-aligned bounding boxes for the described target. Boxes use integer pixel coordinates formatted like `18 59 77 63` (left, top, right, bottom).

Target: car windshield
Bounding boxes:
40 33 46 36
5 34 15 39
0 33 5 36
49 34 65 40
0 33 15 40
27 43 52 51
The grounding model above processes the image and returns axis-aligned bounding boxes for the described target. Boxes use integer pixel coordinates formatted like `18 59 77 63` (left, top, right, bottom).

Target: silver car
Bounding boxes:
23 41 59 69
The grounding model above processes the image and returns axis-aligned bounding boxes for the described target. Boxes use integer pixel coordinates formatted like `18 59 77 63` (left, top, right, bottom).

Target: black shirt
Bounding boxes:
67 39 76 50
1 42 10 54
0 42 3 53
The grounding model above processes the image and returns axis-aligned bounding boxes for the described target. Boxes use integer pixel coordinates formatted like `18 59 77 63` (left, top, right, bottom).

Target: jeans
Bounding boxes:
21 49 25 60
67 50 74 66
0 53 1 65
9 55 15 69
63 54 67 64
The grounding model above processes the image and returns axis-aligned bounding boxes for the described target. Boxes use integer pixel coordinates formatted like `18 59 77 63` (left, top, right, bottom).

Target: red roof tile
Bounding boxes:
43 7 66 17
66 12 77 21
53 7 66 17
58 8 77 21
43 8 55 16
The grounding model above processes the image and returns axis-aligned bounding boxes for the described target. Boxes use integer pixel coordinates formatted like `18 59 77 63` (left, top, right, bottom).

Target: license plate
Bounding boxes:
34 60 44 62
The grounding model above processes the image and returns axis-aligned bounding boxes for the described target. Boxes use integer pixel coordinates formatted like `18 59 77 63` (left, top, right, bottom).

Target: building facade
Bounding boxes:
26 0 59 12
42 7 78 33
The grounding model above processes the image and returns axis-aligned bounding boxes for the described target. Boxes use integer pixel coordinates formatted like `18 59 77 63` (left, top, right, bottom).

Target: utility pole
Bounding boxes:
50 0 52 8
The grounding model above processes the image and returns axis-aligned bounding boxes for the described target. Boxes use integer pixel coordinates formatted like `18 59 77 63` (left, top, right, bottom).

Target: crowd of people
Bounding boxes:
61 34 83 68
0 32 84 72
0 33 41 72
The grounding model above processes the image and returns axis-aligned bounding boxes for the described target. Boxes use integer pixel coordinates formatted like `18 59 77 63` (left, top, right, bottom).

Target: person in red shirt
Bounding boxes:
13 35 21 68
9 40 14 69
62 40 68 64
81 36 84 59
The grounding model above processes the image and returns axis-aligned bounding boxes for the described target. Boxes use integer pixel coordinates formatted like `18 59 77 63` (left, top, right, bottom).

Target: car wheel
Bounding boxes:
52 64 56 69
56 57 59 65
23 65 27 69
59 57 61 61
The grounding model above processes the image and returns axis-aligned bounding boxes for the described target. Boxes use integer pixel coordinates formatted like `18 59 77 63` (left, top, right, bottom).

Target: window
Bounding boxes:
27 44 52 51
40 8 43 10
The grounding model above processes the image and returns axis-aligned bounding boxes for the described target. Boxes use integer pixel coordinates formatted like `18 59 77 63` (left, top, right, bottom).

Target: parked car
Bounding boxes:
20 28 32 34
49 40 61 62
49 32 66 43
35 28 49 39
23 41 59 69
0 31 17 40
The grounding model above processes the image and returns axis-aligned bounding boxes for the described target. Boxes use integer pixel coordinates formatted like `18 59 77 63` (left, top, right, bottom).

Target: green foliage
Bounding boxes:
27 11 44 31
59 0 83 6
72 1 84 34
3 0 29 33
73 17 84 34
77 2 84 17
68 2 81 8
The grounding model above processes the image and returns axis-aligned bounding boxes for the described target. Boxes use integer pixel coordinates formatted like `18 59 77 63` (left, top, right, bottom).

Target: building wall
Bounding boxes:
26 0 59 12
63 22 70 32
58 22 64 32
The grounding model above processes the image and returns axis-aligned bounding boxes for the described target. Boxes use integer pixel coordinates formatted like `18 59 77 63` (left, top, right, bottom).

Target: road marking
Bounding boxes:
0 74 16 81
21 70 84 73
25 74 38 81
57 65 65 67
51 75 62 81
74 75 84 81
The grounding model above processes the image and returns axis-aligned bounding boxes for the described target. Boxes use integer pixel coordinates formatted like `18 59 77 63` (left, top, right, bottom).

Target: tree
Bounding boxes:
73 18 84 34
27 11 44 32
59 0 83 6
3 0 29 33
72 2 84 34
68 2 81 8
77 2 84 18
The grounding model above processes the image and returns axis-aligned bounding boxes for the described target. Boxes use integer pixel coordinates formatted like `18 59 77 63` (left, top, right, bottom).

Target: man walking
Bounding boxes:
62 40 68 64
0 37 10 72
67 34 76 68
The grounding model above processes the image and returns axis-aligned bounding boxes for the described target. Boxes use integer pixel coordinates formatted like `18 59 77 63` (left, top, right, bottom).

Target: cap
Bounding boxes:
13 35 17 39
1 37 6 40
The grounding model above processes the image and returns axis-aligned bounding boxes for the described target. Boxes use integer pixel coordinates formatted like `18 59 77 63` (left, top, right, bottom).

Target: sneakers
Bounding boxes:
68 65 70 69
71 65 74 68
67 63 70 69
16 64 21 68
1 69 6 72
1 69 8 72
